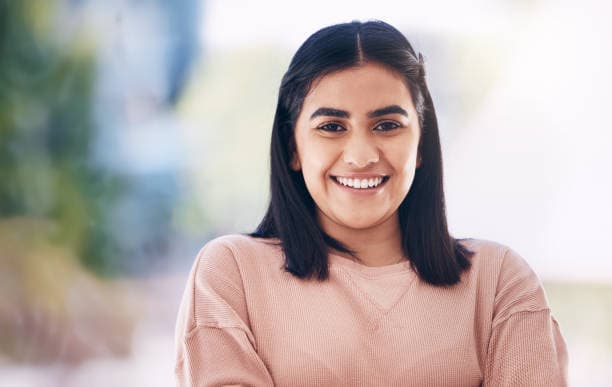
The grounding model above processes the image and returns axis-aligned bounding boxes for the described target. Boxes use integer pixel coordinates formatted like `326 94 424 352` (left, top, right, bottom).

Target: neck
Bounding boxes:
318 212 405 267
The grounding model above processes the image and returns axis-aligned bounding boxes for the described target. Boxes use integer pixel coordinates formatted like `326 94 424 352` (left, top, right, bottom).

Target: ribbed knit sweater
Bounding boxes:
174 234 568 386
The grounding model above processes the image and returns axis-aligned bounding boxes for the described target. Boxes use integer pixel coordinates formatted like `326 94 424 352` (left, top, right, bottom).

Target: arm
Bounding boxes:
174 239 274 387
483 248 568 386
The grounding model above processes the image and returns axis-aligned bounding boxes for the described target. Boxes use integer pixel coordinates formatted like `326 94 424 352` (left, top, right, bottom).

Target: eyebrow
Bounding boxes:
368 105 409 118
309 105 409 120
309 107 349 120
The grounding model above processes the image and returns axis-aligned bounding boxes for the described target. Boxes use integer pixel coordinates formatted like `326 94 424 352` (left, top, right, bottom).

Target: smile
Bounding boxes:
332 176 389 190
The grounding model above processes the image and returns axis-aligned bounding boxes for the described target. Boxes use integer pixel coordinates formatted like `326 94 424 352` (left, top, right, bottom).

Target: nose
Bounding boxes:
342 132 379 168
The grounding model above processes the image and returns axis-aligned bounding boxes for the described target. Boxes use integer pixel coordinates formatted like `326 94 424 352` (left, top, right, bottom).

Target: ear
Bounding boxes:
290 152 301 171
416 153 422 168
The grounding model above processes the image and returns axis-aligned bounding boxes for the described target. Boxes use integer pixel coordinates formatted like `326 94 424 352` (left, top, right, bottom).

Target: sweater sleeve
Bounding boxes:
483 247 568 386
174 238 274 387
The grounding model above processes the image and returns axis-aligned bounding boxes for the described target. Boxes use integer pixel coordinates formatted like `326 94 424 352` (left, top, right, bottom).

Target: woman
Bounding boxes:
175 20 568 386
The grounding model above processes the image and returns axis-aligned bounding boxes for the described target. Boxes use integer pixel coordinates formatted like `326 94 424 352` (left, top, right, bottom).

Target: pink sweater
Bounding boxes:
174 234 568 386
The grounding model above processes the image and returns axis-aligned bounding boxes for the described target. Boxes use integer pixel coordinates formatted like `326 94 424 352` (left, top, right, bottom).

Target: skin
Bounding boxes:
291 62 422 267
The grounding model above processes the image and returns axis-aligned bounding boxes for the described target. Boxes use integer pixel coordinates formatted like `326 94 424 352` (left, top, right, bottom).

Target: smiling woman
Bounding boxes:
175 20 568 386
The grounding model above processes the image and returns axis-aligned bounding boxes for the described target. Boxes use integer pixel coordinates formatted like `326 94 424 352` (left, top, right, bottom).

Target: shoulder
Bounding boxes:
177 235 279 335
194 234 284 277
459 238 549 321
459 238 536 280
198 233 283 261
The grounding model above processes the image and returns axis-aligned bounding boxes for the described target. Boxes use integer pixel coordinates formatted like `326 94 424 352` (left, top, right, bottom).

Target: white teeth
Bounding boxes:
334 176 384 189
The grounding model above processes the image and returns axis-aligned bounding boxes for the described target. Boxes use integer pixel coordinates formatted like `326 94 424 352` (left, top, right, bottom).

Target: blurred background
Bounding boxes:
1 0 610 386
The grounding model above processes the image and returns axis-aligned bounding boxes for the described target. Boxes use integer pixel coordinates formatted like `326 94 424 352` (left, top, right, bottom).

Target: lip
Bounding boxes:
331 173 388 179
330 175 390 195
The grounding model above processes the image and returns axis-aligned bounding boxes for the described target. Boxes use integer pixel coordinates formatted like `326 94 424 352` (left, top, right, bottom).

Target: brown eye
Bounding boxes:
318 123 346 132
374 121 400 131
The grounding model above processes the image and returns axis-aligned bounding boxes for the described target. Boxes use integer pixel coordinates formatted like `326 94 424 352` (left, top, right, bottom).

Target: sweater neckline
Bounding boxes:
328 252 415 278
252 235 416 278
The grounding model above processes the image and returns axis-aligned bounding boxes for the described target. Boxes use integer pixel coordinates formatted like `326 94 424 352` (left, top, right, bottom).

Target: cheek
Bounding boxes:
301 141 337 175
388 141 419 172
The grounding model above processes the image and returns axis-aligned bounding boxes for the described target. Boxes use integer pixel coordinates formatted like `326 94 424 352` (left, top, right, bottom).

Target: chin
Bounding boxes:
339 216 384 230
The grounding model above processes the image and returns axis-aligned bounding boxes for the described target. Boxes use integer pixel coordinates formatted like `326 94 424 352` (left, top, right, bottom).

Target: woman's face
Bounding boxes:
291 62 421 234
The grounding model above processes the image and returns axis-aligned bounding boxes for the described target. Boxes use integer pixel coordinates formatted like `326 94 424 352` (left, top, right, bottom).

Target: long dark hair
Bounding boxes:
250 20 473 286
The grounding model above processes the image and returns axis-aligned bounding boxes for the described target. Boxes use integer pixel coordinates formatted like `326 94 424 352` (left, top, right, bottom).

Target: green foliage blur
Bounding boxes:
0 1 124 276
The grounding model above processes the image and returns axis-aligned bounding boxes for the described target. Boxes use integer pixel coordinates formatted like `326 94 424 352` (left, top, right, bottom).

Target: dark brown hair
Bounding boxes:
250 20 473 286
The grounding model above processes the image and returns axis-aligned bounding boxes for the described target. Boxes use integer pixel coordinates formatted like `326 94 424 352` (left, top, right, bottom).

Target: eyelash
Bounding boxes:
317 121 401 132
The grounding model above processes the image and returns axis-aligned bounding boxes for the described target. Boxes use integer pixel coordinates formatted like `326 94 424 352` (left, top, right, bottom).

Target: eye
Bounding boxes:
374 121 401 132
317 122 346 132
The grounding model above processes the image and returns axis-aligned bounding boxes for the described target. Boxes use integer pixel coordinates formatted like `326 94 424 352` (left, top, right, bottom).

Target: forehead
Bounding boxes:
302 62 414 113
